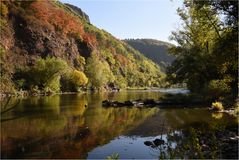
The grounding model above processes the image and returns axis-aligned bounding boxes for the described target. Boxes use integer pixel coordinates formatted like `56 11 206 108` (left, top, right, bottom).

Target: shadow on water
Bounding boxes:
140 121 238 159
1 91 238 159
88 107 238 159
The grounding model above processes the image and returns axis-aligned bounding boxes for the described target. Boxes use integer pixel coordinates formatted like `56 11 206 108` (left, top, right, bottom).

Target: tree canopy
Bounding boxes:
167 0 238 103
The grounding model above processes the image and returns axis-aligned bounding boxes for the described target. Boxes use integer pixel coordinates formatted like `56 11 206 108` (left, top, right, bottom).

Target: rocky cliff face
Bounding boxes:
0 0 164 93
65 3 90 23
2 1 92 66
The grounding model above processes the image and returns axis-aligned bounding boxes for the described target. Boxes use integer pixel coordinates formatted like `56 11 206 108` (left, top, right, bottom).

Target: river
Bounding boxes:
1 90 238 159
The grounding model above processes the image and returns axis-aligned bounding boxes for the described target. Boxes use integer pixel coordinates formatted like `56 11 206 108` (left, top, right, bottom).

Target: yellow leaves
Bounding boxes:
61 69 88 91
211 101 224 111
211 112 223 119
77 56 86 65
71 70 88 86
0 3 8 17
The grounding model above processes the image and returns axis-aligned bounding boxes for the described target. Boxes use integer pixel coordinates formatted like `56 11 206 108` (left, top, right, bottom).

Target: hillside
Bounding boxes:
124 39 175 70
0 0 164 93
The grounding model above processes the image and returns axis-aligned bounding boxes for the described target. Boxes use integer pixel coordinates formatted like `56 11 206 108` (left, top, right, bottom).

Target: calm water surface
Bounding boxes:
1 90 238 159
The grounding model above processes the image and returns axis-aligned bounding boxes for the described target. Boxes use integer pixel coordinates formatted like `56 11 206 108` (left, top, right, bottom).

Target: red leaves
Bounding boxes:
29 1 100 46
83 33 97 46
115 54 128 66
30 0 84 35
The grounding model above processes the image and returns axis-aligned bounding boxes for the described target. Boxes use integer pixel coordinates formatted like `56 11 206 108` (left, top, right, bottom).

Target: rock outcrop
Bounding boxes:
65 3 90 23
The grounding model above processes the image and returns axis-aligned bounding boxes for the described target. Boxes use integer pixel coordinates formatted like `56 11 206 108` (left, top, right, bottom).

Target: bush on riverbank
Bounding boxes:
13 56 68 93
211 102 224 111
61 70 88 92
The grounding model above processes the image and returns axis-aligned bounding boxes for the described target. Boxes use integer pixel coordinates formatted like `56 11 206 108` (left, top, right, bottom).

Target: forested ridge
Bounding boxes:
124 39 175 71
0 0 164 94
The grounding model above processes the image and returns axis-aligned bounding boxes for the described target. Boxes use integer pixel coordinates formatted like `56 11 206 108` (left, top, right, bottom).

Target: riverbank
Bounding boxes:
0 87 185 100
102 96 239 116
102 99 209 108
1 89 238 117
0 91 78 101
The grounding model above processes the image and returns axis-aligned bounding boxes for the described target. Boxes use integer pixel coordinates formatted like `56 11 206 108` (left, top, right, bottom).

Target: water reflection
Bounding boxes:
1 92 159 159
1 91 238 159
89 108 238 159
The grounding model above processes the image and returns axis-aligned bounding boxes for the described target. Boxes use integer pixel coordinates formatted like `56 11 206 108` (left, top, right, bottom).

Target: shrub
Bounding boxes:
101 49 115 65
61 70 88 92
71 70 88 86
206 79 231 99
234 103 239 115
211 101 224 111
75 55 85 70
0 3 8 17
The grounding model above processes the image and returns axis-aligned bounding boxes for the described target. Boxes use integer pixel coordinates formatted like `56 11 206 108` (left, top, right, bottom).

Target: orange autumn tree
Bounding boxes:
30 0 84 36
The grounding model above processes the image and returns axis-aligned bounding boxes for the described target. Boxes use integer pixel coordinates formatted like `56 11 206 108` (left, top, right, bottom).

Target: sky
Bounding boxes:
60 0 183 44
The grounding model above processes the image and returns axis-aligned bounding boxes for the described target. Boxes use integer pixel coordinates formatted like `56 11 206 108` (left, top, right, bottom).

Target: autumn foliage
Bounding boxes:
83 33 97 47
0 0 164 93
29 0 101 47
115 54 129 66
30 0 84 36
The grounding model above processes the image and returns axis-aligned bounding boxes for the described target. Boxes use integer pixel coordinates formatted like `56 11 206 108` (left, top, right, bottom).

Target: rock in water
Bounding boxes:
124 100 134 106
153 138 165 146
144 141 154 146
102 100 111 107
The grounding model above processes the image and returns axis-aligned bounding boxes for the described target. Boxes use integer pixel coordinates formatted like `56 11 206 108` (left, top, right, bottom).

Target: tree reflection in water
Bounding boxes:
1 92 238 159
1 93 158 159
143 122 238 159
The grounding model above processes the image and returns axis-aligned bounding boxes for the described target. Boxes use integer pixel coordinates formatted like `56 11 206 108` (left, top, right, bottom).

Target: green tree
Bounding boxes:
85 54 115 90
167 0 238 102
26 56 68 92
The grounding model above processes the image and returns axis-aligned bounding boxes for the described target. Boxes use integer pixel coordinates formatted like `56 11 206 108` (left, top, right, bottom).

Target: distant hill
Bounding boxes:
124 39 175 70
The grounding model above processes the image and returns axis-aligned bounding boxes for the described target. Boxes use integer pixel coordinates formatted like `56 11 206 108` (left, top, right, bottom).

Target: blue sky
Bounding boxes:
60 0 183 44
